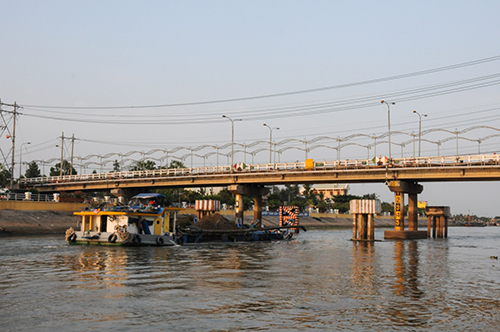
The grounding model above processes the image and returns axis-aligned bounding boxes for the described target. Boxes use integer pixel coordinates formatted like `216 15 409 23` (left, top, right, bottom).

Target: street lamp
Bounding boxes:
381 100 395 160
413 110 428 157
222 115 242 168
19 142 31 179
263 123 279 163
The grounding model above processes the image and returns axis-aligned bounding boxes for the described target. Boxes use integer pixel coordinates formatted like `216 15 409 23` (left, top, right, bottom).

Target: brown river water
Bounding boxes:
1 227 499 331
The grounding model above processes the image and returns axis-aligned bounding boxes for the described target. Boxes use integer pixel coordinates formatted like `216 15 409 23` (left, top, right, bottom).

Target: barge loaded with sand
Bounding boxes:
65 194 301 246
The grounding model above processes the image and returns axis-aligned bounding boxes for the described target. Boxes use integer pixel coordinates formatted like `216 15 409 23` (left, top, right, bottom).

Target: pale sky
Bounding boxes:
1 1 500 216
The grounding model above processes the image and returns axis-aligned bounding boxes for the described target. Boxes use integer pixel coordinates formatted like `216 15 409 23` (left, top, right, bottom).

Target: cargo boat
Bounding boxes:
176 224 298 245
65 193 182 246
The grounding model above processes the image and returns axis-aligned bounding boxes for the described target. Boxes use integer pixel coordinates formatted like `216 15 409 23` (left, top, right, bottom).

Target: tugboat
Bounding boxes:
65 193 183 246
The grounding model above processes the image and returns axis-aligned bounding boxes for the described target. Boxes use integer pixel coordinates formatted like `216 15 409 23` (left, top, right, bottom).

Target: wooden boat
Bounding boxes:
65 193 182 246
175 211 303 245
464 222 486 227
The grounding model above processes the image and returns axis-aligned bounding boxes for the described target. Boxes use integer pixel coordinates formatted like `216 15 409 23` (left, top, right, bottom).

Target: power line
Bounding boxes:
20 54 500 110
20 73 500 125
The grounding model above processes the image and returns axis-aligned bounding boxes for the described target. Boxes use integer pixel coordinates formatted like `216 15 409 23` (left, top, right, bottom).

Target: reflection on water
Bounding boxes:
1 228 500 331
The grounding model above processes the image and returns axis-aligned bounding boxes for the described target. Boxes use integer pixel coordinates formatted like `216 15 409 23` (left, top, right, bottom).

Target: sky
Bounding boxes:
1 1 500 216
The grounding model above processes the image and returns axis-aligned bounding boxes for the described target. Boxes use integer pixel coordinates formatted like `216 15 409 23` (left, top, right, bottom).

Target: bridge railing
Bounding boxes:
19 153 500 186
0 193 56 202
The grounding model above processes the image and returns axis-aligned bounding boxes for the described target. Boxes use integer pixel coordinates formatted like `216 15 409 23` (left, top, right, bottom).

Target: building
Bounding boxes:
300 184 350 199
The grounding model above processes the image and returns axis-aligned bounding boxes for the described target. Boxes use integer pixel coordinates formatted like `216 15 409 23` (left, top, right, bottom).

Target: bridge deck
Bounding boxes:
20 154 500 192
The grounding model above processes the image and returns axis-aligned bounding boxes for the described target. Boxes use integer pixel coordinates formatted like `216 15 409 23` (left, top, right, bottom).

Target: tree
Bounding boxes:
362 193 379 200
112 160 121 172
0 164 11 187
50 160 77 176
25 161 41 178
217 188 235 206
267 192 282 210
130 160 156 171
381 202 393 214
181 189 201 205
168 160 186 169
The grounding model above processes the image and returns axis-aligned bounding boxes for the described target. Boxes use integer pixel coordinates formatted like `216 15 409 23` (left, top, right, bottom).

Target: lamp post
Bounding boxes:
413 110 427 157
222 115 242 168
19 142 31 180
381 100 395 159
263 124 279 163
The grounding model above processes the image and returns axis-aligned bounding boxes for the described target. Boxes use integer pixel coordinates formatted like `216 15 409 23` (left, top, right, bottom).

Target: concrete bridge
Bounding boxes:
20 153 500 240
20 153 500 192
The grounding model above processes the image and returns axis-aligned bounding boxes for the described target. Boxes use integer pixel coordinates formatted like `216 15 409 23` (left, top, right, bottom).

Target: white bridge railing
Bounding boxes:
20 153 500 186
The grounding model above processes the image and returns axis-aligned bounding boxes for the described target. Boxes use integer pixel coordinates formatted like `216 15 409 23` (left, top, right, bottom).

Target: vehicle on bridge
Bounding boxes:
65 193 183 246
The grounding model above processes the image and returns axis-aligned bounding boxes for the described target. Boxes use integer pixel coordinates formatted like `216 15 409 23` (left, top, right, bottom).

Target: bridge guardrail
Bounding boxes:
19 153 500 186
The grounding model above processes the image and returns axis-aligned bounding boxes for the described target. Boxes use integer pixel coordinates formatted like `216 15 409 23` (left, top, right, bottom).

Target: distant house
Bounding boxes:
301 184 350 199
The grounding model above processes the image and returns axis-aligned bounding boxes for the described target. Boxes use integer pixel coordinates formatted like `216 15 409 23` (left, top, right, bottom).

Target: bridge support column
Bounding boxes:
350 200 379 241
253 195 263 226
426 206 450 238
110 188 140 203
234 193 244 224
385 181 427 240
408 193 418 231
228 185 269 227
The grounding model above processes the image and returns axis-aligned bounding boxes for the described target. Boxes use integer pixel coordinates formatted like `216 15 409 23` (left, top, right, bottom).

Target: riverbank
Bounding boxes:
0 208 431 235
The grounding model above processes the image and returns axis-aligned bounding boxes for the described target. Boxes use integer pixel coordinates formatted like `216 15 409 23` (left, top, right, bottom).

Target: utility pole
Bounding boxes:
10 102 18 188
70 134 75 175
60 132 64 177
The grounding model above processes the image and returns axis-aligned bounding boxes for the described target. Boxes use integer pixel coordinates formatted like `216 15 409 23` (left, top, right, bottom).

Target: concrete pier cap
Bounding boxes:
425 206 450 238
384 180 427 240
350 199 381 242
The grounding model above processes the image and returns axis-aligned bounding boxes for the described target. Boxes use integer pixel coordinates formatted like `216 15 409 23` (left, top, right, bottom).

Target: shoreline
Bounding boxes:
0 208 433 236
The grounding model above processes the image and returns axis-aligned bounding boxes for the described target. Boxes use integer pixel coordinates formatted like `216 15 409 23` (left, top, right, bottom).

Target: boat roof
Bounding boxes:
74 206 182 216
132 193 166 199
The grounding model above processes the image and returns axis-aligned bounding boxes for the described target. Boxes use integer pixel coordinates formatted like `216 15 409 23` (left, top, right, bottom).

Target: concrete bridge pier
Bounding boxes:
425 206 450 238
384 181 427 240
228 185 269 227
110 188 141 203
350 200 380 241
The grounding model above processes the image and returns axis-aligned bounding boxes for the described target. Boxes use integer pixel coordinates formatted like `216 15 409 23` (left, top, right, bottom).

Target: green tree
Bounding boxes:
181 189 201 205
130 160 156 171
112 160 121 172
381 202 393 214
25 161 41 178
168 160 186 169
362 193 379 200
0 164 11 187
266 192 282 210
216 188 235 206
50 160 77 176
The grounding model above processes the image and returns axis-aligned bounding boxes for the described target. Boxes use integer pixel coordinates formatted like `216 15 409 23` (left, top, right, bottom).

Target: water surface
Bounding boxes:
1 227 499 331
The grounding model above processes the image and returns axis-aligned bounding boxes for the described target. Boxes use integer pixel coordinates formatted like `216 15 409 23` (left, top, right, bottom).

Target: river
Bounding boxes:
1 227 499 331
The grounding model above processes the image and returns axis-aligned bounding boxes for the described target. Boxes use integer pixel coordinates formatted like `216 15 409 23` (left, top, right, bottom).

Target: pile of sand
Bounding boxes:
194 213 240 230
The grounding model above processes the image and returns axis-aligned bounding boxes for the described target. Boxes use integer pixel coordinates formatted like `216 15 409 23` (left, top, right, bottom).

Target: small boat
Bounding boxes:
464 222 486 227
65 193 183 246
